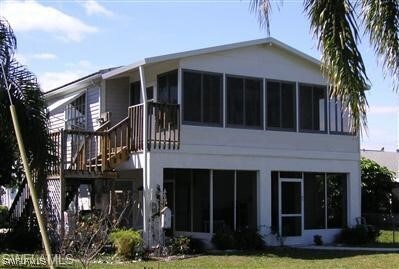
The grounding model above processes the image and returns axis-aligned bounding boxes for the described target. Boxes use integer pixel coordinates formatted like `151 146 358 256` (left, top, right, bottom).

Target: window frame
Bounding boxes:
265 79 297 132
298 83 328 134
182 69 223 127
225 74 264 130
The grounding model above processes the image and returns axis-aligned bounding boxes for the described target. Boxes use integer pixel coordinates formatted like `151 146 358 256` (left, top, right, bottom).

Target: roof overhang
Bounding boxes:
48 90 85 112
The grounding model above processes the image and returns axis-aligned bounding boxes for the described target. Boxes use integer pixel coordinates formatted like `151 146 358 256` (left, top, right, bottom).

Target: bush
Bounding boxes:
314 235 323 245
168 236 191 255
338 224 380 245
212 228 265 250
0 206 8 228
109 229 143 259
189 237 205 253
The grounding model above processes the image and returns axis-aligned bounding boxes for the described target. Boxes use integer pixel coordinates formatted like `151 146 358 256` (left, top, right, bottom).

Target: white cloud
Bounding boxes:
38 60 96 92
80 0 114 17
32 53 57 60
2 0 98 42
368 105 399 115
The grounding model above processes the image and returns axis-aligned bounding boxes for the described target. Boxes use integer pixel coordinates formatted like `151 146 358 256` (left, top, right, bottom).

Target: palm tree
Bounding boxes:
0 17 52 192
251 0 399 133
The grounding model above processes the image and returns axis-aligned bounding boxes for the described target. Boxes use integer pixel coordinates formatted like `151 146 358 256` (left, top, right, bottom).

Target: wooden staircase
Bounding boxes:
8 101 180 226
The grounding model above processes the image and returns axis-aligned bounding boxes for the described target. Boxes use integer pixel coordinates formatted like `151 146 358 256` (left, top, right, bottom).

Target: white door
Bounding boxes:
279 178 303 237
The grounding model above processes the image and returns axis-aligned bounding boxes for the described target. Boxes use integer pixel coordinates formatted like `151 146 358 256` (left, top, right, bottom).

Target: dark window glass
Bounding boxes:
157 70 178 104
271 171 279 234
267 82 280 128
203 74 222 124
174 169 191 231
227 76 262 128
279 171 302 179
299 85 326 132
245 79 262 127
304 173 326 229
282 216 302 236
213 170 235 232
281 182 301 214
227 77 244 125
327 173 347 228
281 83 296 129
192 170 210 233
183 72 201 122
130 81 141 105
146 86 154 100
183 71 222 125
267 81 295 130
313 87 326 131
236 171 257 230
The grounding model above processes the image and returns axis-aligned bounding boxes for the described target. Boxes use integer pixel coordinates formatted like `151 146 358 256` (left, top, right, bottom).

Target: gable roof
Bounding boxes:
102 37 321 80
45 37 321 96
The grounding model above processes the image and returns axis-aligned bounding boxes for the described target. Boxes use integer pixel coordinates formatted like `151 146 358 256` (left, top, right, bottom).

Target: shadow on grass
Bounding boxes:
206 246 398 260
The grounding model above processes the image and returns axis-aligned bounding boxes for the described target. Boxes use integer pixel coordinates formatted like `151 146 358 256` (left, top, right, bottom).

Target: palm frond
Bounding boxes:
250 0 273 35
362 0 399 91
304 0 369 134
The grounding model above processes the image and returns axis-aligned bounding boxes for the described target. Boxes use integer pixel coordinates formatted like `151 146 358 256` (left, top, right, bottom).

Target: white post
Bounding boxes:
139 66 151 245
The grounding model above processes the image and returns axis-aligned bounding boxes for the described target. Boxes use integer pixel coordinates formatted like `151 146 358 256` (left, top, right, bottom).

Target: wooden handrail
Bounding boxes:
48 101 181 175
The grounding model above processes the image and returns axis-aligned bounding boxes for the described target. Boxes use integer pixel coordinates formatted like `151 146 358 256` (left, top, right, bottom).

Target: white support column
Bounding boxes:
263 78 266 130
258 168 271 237
139 66 151 245
222 74 226 128
296 82 299 132
210 170 214 234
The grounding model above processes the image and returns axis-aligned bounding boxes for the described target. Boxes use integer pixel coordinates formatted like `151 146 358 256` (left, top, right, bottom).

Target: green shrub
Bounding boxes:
212 228 265 250
234 228 265 250
212 228 236 250
168 236 191 255
189 237 205 253
0 206 8 228
339 224 380 245
109 229 143 259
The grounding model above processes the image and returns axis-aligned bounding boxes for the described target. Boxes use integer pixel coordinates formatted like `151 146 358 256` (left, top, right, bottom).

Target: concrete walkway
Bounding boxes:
297 245 399 252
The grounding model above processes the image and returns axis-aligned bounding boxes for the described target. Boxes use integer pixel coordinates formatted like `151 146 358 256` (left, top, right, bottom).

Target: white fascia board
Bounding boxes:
48 91 85 112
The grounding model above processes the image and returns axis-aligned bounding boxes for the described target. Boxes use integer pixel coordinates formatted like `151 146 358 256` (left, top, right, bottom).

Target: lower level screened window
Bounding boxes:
304 173 347 229
165 169 257 233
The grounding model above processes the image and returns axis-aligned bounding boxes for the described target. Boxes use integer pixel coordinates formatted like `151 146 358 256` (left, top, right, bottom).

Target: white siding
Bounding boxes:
105 77 130 126
49 106 65 132
86 86 100 131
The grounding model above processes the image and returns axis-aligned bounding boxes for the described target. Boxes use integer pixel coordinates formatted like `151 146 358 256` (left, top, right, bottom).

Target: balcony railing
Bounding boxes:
48 102 180 176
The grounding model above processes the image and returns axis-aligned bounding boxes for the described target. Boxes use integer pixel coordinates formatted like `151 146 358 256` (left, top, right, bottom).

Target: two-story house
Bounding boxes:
9 38 361 247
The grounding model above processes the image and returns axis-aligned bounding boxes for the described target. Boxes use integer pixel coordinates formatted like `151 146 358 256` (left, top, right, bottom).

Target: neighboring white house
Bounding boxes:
0 187 16 209
10 38 361 247
361 149 399 181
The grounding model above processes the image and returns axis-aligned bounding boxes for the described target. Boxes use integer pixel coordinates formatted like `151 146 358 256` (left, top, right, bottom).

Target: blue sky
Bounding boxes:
1 0 398 151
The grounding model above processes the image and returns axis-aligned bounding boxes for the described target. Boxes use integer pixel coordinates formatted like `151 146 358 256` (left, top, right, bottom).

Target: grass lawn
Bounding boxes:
1 248 399 269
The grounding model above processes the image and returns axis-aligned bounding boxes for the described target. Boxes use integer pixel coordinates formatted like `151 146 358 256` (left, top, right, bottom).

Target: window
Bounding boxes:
236 171 257 230
130 82 154 105
327 173 347 228
303 172 347 229
227 76 263 128
299 85 327 132
158 70 178 104
183 71 222 125
165 169 257 233
130 81 141 105
213 170 235 232
329 97 351 134
304 173 326 229
267 81 296 130
66 93 86 130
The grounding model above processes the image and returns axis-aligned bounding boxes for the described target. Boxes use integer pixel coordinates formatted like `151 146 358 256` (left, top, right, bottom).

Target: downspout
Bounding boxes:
139 65 150 245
